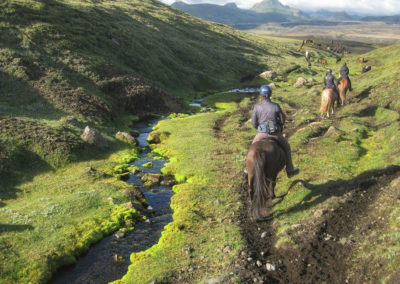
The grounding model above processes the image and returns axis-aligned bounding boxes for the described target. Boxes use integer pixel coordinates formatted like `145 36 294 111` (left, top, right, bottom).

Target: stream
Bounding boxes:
51 90 251 283
51 118 173 284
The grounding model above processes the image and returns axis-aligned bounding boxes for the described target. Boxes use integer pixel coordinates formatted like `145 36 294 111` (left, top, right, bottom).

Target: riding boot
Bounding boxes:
277 134 299 177
348 77 353 91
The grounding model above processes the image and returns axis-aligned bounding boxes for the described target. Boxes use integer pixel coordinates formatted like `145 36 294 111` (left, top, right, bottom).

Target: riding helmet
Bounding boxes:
259 85 272 97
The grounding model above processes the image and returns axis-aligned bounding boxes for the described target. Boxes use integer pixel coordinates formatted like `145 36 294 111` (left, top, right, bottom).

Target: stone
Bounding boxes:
259 70 277 80
268 82 277 88
160 179 176 187
114 231 125 239
147 131 170 144
107 197 115 205
142 173 162 185
390 177 400 188
256 260 262 267
123 188 146 201
116 131 137 144
81 126 108 147
266 263 276 271
247 257 253 262
325 126 345 140
261 232 268 239
307 78 315 83
294 77 307 88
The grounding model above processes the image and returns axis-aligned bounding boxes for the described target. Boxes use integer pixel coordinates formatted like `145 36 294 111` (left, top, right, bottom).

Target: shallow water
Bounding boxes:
52 100 205 283
51 118 173 284
223 87 259 93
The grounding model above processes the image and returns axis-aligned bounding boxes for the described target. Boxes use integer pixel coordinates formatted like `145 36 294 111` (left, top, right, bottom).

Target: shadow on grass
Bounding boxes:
274 165 400 217
0 224 34 234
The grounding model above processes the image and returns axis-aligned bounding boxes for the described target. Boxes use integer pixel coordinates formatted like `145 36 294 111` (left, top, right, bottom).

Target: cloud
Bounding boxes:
159 0 400 16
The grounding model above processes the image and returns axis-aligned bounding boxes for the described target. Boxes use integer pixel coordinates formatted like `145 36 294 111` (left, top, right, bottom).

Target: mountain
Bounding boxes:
362 14 400 24
251 0 309 20
172 1 305 29
308 9 355 21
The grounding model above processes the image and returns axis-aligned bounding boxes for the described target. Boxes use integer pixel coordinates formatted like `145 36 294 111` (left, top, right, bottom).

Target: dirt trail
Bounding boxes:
217 98 400 283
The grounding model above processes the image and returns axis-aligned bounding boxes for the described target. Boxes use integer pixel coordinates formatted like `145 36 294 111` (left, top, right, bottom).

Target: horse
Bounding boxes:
338 78 350 106
320 88 338 118
246 138 286 220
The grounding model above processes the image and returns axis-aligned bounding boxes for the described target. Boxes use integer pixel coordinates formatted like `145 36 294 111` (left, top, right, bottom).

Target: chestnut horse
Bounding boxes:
320 88 338 118
246 138 285 219
338 78 350 106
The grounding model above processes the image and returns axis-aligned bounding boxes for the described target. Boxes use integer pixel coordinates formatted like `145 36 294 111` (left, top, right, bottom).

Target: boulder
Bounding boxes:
294 77 307 88
123 188 146 202
259 70 277 80
81 126 108 147
116 131 137 144
142 173 162 185
147 131 170 144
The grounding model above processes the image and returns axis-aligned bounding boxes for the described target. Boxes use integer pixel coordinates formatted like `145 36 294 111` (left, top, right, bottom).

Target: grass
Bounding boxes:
117 43 400 282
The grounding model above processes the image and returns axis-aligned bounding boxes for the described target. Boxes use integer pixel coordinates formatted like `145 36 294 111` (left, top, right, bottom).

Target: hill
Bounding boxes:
171 1 308 29
0 0 331 282
308 9 355 21
251 0 309 20
362 14 400 24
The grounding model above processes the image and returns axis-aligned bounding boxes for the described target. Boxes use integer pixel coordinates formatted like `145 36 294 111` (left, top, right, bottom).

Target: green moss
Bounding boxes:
142 162 153 169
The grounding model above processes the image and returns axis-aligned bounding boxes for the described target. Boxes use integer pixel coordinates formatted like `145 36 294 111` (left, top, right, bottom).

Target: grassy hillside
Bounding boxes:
117 43 400 283
0 0 338 283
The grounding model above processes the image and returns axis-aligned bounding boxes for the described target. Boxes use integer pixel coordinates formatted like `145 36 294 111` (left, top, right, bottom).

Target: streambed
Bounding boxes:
51 118 173 284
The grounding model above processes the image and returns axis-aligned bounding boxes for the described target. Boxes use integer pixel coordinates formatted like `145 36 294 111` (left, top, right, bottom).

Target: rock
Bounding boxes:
259 70 277 80
107 197 115 205
204 273 234 284
268 82 277 88
160 179 176 186
324 234 334 241
114 231 125 239
266 263 276 271
123 188 146 202
314 209 328 218
351 128 359 132
81 126 108 147
325 126 345 140
261 232 268 239
339 237 353 245
247 257 253 262
256 260 262 267
147 131 170 144
147 205 154 211
142 173 162 185
308 87 320 96
307 78 315 83
294 77 307 88
217 218 223 223
116 131 137 144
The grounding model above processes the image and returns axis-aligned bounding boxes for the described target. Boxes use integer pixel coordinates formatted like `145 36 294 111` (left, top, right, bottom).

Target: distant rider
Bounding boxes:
323 68 339 104
338 63 353 91
251 85 299 178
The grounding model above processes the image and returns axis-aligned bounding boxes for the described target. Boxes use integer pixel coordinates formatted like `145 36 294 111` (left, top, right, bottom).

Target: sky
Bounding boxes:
159 0 400 16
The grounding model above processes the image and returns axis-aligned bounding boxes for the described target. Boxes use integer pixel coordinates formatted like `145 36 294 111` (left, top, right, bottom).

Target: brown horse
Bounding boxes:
320 88 338 118
338 78 350 106
246 138 286 219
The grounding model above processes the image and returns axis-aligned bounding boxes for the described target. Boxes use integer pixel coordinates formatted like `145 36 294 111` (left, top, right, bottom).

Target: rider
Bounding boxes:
251 85 299 178
338 63 353 91
323 68 339 104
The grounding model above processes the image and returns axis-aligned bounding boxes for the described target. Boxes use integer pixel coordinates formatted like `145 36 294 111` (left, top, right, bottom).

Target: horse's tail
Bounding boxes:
252 148 269 219
320 90 331 114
